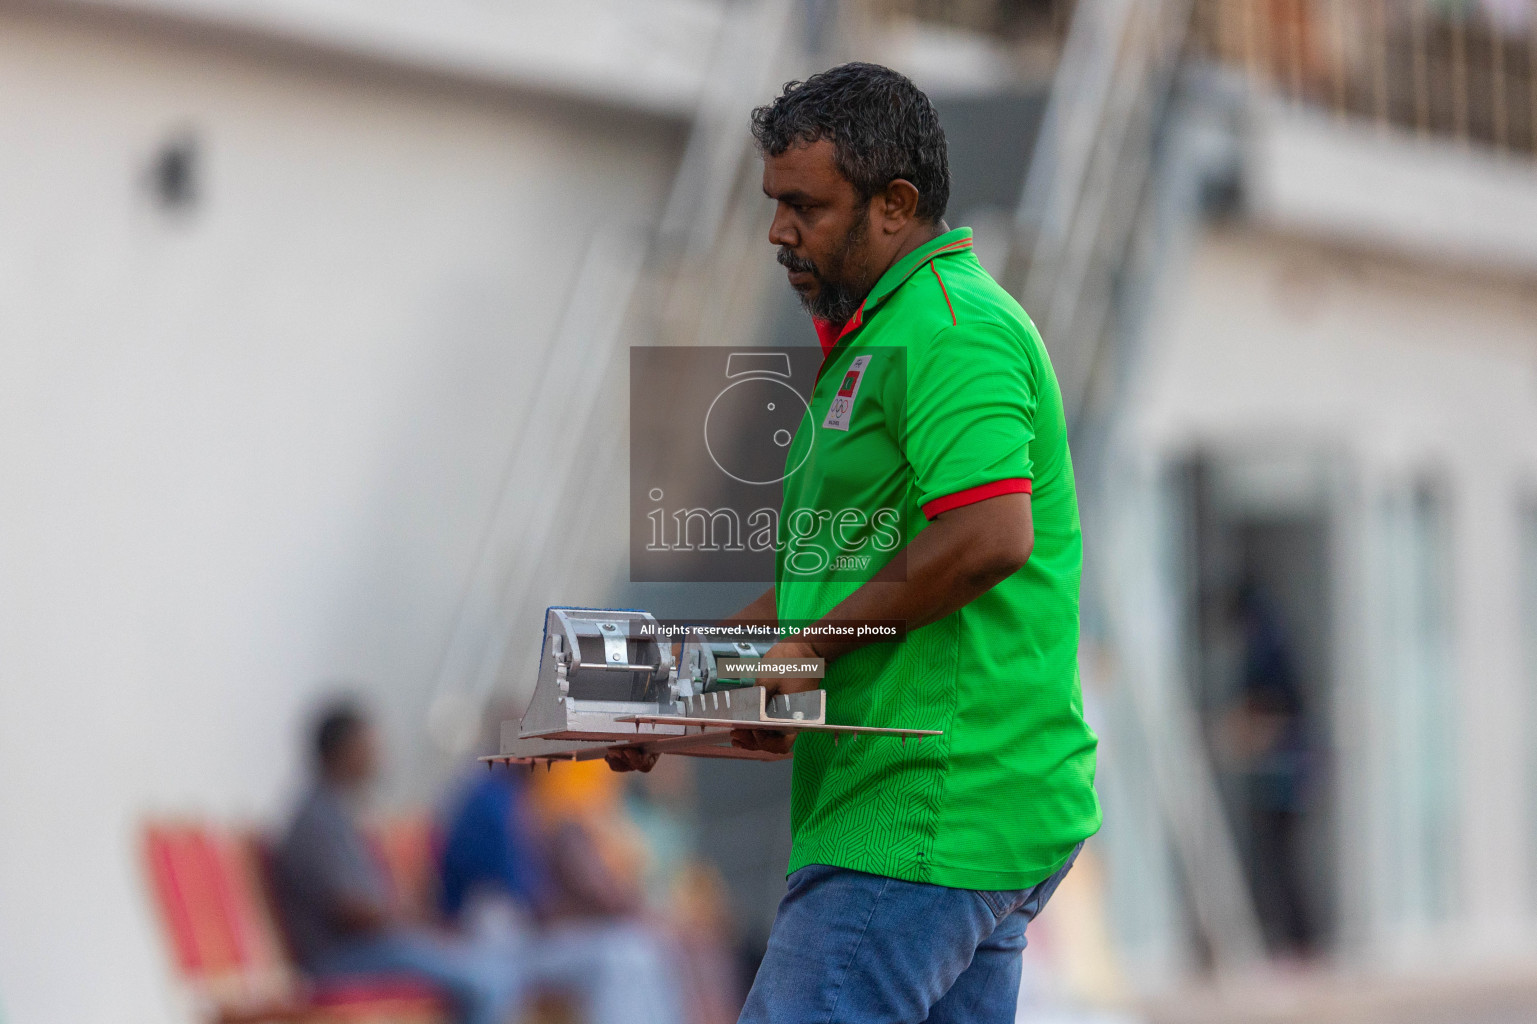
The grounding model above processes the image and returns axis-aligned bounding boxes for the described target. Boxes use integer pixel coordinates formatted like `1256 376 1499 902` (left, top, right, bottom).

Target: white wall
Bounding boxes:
65 0 722 116
1247 102 1537 280
0 12 680 1022
1126 226 1537 969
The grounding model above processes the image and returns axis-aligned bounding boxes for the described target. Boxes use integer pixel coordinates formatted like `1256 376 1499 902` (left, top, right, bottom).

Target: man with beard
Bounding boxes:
612 62 1100 1024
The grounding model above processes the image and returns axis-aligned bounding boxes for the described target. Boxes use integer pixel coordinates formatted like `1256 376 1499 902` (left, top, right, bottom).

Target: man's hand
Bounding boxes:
729 639 819 756
605 747 659 773
753 639 824 698
731 729 796 755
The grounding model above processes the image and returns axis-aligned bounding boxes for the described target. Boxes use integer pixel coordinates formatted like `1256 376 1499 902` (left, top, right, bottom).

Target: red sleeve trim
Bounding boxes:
921 478 1032 521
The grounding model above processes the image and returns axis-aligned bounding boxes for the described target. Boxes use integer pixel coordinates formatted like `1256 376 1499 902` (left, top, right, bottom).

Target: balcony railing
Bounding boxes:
1190 0 1537 156
859 0 1079 39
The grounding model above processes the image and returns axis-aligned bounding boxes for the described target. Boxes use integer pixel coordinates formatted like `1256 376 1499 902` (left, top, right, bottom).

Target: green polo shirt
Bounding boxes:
776 227 1100 890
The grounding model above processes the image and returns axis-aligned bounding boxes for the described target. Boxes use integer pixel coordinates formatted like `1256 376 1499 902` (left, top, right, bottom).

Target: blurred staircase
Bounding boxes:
1009 0 1268 974
423 0 802 758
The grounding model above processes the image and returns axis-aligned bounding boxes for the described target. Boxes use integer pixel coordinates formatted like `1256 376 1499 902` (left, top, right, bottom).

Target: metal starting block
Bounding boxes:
483 607 941 766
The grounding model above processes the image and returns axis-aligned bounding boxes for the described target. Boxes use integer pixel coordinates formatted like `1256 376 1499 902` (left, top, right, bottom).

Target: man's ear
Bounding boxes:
875 179 921 234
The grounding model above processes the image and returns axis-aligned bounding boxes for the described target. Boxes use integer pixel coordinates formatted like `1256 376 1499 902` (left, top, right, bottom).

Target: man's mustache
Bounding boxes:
777 247 818 276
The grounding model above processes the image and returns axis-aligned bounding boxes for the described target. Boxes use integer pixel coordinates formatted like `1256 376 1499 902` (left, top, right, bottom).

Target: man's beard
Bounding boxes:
778 213 870 326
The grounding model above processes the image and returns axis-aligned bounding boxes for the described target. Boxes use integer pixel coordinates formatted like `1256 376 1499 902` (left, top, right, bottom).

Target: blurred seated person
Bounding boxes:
526 759 650 919
439 760 547 935
273 700 517 1024
440 758 680 1024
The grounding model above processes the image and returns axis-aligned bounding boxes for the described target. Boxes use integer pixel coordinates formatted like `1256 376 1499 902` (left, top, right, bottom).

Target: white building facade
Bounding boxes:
0 2 724 1020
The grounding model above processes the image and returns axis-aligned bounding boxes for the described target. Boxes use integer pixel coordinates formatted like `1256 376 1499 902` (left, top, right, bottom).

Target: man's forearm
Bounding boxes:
804 494 1032 662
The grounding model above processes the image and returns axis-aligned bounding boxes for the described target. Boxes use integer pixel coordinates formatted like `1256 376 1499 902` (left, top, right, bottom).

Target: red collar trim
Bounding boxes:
812 318 839 356
812 305 865 358
810 235 972 358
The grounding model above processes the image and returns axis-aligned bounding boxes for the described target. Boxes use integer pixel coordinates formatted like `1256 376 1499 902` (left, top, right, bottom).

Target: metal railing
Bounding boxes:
858 0 1079 39
1190 0 1537 155
1010 0 1198 427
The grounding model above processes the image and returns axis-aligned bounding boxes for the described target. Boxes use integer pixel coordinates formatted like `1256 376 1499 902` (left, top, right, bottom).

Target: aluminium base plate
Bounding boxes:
483 718 942 767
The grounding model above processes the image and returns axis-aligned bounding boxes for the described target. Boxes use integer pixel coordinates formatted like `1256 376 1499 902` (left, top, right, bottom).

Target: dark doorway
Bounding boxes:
1178 453 1338 958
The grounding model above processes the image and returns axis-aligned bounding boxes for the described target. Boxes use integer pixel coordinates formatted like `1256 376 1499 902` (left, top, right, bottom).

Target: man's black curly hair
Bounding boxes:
751 62 950 223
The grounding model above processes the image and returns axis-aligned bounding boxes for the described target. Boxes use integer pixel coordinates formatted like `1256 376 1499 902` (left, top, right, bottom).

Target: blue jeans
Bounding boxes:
739 845 1081 1024
313 929 519 1024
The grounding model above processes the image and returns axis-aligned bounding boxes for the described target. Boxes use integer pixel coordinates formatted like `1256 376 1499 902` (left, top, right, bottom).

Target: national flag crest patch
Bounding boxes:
823 354 871 431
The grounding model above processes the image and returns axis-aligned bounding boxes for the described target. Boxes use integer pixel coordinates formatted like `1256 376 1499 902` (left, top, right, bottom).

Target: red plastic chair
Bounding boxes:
142 821 449 1024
